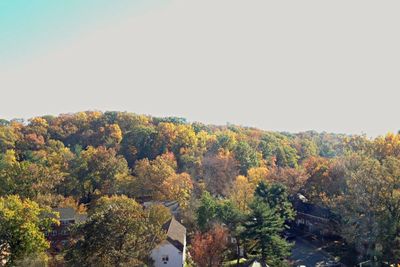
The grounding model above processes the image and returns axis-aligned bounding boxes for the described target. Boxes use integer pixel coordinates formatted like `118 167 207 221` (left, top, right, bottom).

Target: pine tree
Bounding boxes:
242 182 294 267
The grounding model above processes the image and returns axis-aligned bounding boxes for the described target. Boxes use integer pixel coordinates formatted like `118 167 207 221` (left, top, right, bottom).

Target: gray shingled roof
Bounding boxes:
53 207 87 222
54 207 76 220
162 217 186 252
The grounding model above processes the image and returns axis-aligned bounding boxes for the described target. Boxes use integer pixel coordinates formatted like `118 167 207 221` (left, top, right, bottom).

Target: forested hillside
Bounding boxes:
1 111 400 266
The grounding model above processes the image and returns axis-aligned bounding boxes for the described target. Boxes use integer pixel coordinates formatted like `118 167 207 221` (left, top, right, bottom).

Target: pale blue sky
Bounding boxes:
0 0 167 62
1 0 400 136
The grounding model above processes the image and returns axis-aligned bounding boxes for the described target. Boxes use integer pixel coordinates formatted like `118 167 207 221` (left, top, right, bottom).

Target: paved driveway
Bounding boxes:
290 237 332 267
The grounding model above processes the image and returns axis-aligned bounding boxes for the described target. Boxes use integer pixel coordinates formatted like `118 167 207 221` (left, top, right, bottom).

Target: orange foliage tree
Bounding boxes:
190 224 229 267
202 150 239 196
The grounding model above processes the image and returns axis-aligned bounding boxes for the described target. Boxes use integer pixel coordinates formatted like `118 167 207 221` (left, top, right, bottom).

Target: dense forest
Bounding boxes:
1 111 400 266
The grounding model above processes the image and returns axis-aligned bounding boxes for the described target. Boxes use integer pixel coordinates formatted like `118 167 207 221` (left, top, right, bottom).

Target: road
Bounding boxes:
290 237 333 267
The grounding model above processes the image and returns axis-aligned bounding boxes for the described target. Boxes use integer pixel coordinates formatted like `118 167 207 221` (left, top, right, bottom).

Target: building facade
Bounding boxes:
47 207 87 252
151 217 186 267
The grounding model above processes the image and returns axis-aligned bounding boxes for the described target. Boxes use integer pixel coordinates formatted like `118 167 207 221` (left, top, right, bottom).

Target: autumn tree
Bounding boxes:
147 203 172 226
229 175 254 213
179 130 213 179
14 117 49 153
120 125 158 166
65 196 166 267
0 195 58 266
0 149 67 199
195 192 246 264
0 124 19 153
155 122 198 171
373 133 400 160
71 146 131 202
266 167 309 195
162 172 193 209
45 111 114 148
133 153 177 199
293 137 318 162
302 156 347 203
171 124 197 158
202 150 239 196
247 167 269 188
302 156 332 201
100 123 123 147
330 155 400 264
211 130 237 152
113 112 151 133
190 224 229 267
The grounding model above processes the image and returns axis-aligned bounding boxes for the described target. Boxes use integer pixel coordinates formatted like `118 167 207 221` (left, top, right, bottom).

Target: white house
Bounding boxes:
151 217 186 267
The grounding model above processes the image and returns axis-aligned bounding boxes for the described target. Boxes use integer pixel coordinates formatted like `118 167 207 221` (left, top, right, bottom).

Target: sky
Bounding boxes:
1 0 399 137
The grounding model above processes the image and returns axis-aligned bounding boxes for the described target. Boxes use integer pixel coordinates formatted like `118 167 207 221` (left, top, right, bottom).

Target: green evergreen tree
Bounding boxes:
243 182 294 267
254 182 295 222
243 198 291 267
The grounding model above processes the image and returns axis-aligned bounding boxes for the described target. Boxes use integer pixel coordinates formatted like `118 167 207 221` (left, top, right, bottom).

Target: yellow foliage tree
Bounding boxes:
247 167 269 188
162 172 193 209
229 175 254 213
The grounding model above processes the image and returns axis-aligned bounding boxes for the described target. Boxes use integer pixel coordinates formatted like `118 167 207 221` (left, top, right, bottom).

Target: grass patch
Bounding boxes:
223 258 247 266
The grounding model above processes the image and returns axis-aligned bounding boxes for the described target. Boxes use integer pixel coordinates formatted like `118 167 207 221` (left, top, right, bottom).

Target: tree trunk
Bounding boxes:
261 256 267 267
236 238 241 267
261 246 267 267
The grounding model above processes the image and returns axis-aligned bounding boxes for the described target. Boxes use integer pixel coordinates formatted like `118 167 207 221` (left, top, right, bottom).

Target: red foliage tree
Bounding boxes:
190 224 229 267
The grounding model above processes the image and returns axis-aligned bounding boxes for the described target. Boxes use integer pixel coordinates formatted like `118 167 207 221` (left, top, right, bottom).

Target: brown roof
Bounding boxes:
162 217 186 252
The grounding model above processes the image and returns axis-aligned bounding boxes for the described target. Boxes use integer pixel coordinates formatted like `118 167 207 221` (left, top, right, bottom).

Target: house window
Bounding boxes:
162 255 169 264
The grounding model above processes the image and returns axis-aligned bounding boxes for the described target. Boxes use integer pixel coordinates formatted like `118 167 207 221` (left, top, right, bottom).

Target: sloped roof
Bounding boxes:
75 213 88 223
53 207 87 222
143 200 180 215
54 207 76 220
295 202 334 220
243 259 267 267
162 217 186 252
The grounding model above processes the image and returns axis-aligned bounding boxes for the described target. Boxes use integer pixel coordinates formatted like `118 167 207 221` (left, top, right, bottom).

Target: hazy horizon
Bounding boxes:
0 109 381 138
1 0 400 137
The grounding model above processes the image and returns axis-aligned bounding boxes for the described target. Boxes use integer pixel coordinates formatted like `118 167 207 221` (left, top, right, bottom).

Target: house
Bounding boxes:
151 217 186 267
47 207 87 252
243 259 269 267
293 196 338 237
0 244 10 267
